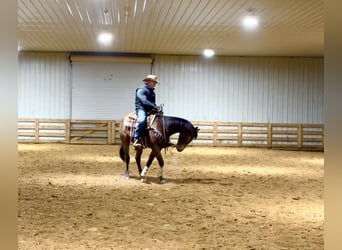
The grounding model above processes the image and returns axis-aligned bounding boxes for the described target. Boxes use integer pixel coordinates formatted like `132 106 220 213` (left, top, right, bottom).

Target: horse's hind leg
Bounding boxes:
124 150 130 179
154 149 165 184
120 144 130 179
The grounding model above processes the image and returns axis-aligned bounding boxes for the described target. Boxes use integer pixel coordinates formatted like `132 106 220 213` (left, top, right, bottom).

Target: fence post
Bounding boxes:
35 119 39 143
267 123 272 148
213 122 217 146
65 119 70 144
107 120 112 144
114 121 119 144
322 125 325 149
238 123 242 146
297 124 302 149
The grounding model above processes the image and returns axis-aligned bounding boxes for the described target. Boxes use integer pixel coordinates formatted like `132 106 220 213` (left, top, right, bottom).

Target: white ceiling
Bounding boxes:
18 0 324 56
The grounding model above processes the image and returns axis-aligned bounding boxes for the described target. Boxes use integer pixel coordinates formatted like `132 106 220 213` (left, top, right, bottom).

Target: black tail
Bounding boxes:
119 146 125 161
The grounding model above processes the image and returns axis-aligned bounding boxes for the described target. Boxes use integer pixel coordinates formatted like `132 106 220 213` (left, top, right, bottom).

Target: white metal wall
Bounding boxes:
18 52 71 119
18 52 324 124
154 55 324 123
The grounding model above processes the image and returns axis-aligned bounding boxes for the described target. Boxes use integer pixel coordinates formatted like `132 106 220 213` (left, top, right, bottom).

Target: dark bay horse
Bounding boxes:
119 112 199 183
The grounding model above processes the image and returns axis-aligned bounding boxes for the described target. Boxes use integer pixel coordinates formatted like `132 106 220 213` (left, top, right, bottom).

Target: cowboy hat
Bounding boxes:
143 74 159 83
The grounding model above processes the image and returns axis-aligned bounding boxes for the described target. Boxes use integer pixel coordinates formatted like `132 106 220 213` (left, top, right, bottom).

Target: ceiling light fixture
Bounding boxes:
97 32 113 45
203 49 215 58
242 14 259 30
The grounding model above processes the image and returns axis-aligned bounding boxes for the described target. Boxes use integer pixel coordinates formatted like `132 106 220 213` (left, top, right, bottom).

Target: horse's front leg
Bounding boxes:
140 151 156 183
135 148 143 176
153 148 165 184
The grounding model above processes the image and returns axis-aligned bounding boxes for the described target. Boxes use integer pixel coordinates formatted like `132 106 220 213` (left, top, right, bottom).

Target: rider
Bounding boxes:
133 74 161 149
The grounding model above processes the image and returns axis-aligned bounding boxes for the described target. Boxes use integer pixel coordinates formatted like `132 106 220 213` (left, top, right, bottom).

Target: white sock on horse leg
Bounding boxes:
141 166 148 176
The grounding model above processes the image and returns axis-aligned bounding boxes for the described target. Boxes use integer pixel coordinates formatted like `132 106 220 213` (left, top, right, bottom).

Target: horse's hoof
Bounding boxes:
125 173 130 180
141 176 147 183
159 178 166 184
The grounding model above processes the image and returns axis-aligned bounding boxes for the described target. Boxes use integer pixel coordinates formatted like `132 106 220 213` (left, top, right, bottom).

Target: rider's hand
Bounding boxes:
155 105 163 113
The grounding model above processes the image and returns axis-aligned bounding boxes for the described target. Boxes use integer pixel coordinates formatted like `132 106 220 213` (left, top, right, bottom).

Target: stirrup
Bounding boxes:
133 139 143 149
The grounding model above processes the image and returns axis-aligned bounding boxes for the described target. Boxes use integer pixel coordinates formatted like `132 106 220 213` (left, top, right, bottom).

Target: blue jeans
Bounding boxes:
134 109 147 141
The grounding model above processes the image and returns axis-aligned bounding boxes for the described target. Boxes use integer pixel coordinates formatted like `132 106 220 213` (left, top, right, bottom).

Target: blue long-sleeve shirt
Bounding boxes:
135 84 158 112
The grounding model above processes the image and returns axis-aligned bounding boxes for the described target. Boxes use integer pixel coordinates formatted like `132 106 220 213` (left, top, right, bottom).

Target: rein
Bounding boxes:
149 113 167 143
162 115 168 154
159 104 167 146
162 115 167 143
149 113 170 153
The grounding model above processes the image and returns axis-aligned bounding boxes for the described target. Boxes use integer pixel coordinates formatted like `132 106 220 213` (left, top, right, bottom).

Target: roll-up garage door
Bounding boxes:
70 56 152 120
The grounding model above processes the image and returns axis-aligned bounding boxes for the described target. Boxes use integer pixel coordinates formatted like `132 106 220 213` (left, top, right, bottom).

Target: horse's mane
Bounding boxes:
164 115 197 139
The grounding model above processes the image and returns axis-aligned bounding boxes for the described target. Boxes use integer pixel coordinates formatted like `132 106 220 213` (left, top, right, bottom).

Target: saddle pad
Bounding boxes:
124 112 138 128
123 112 159 140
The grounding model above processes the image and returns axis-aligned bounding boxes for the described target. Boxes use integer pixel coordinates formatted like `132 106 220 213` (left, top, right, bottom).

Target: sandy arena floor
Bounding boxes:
18 143 324 250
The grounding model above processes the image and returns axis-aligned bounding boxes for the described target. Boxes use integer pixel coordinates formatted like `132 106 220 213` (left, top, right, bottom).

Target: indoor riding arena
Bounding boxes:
18 0 325 249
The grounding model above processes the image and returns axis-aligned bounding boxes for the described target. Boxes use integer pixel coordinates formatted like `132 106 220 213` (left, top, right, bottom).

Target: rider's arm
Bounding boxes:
136 88 158 110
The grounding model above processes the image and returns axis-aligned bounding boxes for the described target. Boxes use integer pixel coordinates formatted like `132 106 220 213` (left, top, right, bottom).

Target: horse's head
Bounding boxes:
176 125 199 152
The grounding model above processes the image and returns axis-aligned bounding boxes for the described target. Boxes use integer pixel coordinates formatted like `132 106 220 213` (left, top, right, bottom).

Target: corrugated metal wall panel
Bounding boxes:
18 52 323 124
18 52 71 119
154 55 324 123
